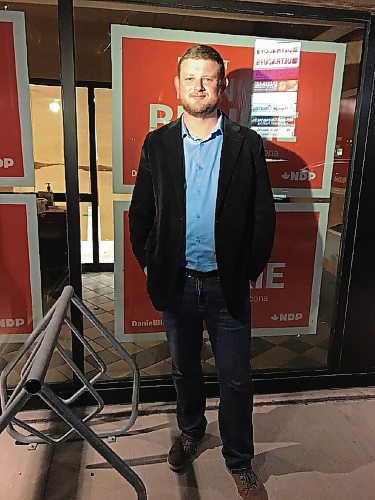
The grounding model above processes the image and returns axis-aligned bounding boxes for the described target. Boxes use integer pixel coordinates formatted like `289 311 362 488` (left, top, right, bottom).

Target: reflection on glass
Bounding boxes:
38 201 69 311
17 85 90 194
0 1 74 387
74 1 364 378
81 202 93 263
76 87 91 193
95 88 117 263
30 85 65 193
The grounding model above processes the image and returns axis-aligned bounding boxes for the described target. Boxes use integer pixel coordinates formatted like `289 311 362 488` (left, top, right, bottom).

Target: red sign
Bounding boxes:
112 27 345 197
0 12 34 187
0 195 42 336
331 95 356 191
121 212 161 335
115 203 328 338
250 206 326 333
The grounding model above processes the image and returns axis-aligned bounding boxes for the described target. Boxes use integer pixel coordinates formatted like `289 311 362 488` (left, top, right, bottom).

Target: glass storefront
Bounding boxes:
72 1 364 380
0 1 72 386
1 0 374 398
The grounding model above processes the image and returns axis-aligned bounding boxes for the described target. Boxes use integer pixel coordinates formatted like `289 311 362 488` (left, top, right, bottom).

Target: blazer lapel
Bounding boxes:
216 116 244 214
164 118 185 215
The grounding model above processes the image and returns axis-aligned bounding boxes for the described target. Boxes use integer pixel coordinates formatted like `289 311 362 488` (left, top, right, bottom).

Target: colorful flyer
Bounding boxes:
0 195 42 339
253 40 301 77
112 26 345 197
114 202 328 340
253 80 298 93
0 12 34 188
250 40 301 142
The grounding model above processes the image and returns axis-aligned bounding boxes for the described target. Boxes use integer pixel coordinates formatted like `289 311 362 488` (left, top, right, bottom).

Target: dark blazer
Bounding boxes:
129 114 276 318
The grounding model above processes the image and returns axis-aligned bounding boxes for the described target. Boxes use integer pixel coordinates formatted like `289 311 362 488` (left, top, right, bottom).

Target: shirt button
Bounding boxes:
196 215 200 219
197 189 201 195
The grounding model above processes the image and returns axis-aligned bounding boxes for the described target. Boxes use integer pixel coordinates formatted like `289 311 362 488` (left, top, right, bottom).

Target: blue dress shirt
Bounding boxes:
182 114 223 272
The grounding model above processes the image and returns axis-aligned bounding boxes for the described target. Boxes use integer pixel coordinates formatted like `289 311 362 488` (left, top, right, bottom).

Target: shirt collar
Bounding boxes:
181 112 223 140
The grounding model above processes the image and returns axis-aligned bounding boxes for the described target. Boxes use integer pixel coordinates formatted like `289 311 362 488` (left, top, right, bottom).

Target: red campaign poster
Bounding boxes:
0 12 34 187
123 212 163 335
0 195 42 337
114 203 328 340
331 95 356 191
112 26 345 197
250 204 328 335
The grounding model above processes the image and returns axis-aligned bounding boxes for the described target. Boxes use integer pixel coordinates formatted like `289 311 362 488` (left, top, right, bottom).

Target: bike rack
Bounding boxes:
0 285 147 499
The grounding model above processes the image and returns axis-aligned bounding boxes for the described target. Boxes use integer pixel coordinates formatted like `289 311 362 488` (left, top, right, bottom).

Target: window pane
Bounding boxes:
73 0 365 379
0 2 73 386
95 88 116 263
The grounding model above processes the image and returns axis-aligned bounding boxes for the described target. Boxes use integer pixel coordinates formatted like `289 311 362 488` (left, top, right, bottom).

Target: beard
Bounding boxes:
180 94 220 118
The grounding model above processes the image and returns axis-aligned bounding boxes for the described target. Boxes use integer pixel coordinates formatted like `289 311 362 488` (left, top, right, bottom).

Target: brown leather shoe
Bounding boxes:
168 434 201 472
231 468 268 499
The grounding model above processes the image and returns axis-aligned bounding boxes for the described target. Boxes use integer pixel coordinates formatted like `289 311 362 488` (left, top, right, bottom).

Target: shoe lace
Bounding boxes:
181 435 198 453
239 470 257 492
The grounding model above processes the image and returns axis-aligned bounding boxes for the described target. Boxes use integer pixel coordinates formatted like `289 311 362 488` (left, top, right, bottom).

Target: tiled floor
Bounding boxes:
79 272 329 380
0 271 330 385
2 388 375 500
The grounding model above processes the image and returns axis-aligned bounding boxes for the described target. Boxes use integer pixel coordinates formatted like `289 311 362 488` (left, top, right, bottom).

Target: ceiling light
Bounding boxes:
49 100 60 113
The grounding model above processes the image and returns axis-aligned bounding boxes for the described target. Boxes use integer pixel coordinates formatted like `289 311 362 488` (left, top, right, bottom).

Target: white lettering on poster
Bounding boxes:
250 295 269 302
282 170 317 181
251 262 286 289
333 175 346 184
251 126 295 139
149 104 184 131
0 158 14 168
149 104 173 130
271 313 303 321
131 319 163 327
254 41 301 69
0 318 25 327
265 149 279 158
251 103 297 117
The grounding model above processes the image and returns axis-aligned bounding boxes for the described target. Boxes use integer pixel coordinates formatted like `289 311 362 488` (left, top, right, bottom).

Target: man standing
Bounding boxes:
129 45 275 499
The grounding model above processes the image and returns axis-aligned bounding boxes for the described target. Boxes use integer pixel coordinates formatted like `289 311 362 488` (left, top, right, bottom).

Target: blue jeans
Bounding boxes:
162 271 254 472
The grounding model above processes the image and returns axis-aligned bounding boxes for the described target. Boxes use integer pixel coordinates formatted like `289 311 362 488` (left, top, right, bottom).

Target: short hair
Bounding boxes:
177 45 225 81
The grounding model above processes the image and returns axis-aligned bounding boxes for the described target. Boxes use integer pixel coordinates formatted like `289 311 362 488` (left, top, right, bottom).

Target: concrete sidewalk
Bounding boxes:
1 388 375 500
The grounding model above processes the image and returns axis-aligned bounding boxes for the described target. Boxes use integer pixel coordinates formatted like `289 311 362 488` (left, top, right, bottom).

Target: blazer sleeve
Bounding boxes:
129 133 156 270
248 134 276 282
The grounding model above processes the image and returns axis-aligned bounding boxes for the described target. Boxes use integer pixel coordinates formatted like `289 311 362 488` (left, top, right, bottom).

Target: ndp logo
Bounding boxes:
282 170 316 181
0 317 25 328
0 158 14 169
271 313 303 322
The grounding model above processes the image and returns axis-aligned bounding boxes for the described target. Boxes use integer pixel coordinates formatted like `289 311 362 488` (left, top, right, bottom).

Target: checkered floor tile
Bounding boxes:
1 272 332 385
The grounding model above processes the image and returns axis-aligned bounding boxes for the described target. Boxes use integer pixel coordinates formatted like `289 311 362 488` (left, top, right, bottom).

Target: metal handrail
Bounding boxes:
0 285 147 499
